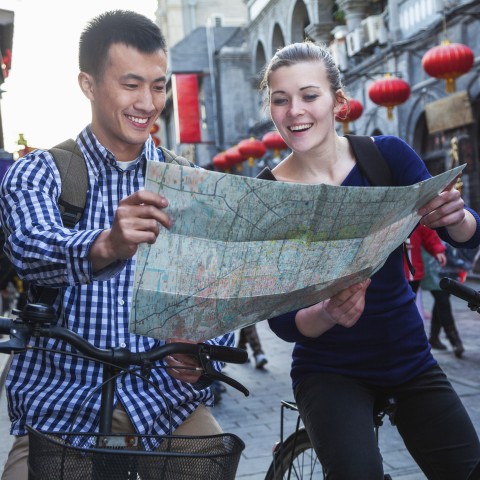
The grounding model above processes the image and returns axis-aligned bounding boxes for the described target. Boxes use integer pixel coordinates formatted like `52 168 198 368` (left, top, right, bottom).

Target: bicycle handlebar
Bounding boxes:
0 304 250 396
440 277 480 311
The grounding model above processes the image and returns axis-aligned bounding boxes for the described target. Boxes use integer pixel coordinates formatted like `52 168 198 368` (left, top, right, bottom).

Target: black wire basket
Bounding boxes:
27 426 245 480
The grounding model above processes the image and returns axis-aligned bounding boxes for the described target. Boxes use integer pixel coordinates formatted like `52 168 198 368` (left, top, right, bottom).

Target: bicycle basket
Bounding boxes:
27 426 245 480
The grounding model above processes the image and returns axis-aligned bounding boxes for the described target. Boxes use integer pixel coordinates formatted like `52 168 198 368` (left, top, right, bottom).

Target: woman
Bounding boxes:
260 41 480 480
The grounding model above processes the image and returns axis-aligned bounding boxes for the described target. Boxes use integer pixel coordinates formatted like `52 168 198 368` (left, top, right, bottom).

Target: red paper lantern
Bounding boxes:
224 147 244 171
335 99 364 134
262 131 288 158
212 152 229 171
237 137 266 167
368 74 410 120
422 40 474 93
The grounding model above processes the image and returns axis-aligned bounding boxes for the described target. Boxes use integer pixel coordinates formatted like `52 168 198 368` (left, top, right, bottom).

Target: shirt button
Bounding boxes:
120 342 126 348
118 298 125 305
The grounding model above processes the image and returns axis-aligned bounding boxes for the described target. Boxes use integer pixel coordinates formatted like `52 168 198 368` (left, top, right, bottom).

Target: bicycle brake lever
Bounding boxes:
199 356 250 396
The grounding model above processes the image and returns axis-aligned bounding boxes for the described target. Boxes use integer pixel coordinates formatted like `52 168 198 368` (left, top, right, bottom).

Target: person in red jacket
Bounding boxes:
404 225 448 349
404 224 447 294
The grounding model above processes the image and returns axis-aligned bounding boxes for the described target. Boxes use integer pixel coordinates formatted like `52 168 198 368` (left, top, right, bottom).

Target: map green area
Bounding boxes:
129 163 464 341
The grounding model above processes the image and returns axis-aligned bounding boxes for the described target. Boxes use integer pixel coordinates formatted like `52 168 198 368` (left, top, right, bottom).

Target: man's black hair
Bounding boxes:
79 10 167 79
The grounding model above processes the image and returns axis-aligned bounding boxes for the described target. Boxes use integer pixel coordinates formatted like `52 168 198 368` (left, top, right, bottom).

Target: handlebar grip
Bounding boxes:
206 345 248 364
440 277 480 307
0 317 13 334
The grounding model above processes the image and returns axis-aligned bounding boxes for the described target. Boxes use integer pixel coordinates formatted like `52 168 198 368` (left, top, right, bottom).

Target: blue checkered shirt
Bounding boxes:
0 127 233 437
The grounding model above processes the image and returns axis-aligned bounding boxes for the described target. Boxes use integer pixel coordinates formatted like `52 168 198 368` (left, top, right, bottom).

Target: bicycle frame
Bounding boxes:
266 399 396 480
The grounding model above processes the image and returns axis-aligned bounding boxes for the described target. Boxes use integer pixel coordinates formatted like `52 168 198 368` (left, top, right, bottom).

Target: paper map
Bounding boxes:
129 163 464 341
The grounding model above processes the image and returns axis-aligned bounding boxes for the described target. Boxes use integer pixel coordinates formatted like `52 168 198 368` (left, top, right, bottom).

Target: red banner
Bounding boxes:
172 73 201 143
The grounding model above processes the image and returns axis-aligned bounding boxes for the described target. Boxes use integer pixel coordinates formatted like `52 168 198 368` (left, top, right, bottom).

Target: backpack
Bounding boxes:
0 228 17 291
31 139 193 303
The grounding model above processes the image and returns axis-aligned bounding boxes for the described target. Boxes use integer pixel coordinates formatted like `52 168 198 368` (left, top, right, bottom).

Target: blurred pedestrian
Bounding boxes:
404 224 447 296
421 244 468 358
237 325 268 369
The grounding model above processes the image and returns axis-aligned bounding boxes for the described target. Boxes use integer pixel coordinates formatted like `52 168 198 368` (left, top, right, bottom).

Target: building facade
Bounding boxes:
162 0 479 212
243 0 480 210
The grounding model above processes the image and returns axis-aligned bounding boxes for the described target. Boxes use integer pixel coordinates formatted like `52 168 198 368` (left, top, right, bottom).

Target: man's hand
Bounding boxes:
88 190 172 271
165 338 203 384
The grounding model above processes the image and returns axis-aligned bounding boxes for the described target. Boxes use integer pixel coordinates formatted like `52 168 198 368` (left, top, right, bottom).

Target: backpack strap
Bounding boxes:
159 146 194 167
345 135 415 275
30 140 88 306
49 139 88 229
344 134 393 187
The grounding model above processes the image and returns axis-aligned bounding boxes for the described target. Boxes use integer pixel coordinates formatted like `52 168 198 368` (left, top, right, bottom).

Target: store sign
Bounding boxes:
425 90 473 134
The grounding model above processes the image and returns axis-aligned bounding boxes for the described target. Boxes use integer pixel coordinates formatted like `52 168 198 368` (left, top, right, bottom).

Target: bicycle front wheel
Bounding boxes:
265 428 324 480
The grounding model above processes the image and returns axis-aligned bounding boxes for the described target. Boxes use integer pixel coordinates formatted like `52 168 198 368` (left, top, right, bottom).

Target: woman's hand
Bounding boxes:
419 179 476 242
295 279 371 338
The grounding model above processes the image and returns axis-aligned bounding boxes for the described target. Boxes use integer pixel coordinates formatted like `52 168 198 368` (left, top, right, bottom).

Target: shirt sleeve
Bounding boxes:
0 149 112 287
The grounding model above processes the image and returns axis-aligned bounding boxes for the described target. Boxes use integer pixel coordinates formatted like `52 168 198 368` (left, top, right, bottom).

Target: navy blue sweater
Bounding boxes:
267 135 480 388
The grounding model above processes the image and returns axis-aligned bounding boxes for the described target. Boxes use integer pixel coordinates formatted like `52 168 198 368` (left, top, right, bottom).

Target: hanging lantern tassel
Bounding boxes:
422 40 474 94
335 99 363 134
368 74 410 121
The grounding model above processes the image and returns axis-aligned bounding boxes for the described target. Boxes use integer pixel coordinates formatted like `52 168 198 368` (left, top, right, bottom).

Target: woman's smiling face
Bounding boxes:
268 61 342 154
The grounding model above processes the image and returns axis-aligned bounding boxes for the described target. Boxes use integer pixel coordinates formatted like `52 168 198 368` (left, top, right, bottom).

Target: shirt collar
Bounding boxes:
76 126 164 174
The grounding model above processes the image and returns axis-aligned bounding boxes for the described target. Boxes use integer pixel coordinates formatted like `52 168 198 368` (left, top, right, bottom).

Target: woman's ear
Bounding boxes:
333 89 348 116
78 72 95 100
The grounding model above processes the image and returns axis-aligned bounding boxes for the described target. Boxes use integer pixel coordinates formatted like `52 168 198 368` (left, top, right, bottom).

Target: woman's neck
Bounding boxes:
273 136 353 185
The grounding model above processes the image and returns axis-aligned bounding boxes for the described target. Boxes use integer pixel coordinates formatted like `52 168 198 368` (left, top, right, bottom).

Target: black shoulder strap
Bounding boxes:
344 134 393 187
256 167 277 181
344 135 415 275
49 139 88 229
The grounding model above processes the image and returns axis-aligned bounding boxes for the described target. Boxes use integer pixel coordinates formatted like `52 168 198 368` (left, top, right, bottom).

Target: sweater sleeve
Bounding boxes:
268 309 315 343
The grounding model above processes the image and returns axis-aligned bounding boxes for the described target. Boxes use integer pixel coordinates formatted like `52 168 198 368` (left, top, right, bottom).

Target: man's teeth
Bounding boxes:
128 115 148 124
290 124 312 131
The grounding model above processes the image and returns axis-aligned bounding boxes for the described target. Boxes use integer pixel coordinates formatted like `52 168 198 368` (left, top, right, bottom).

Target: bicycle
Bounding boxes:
264 398 396 480
440 276 480 480
0 302 250 479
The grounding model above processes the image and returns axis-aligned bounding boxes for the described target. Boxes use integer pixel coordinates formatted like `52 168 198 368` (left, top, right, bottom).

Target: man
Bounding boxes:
0 10 232 479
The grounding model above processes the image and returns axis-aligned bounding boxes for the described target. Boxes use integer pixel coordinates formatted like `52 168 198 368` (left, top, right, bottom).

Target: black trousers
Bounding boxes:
294 365 480 480
431 289 456 330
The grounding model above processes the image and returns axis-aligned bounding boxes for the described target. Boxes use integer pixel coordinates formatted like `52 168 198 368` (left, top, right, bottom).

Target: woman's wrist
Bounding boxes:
295 303 336 338
446 211 475 243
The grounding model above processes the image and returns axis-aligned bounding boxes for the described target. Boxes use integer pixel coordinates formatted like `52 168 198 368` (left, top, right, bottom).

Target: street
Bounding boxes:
1 280 480 478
